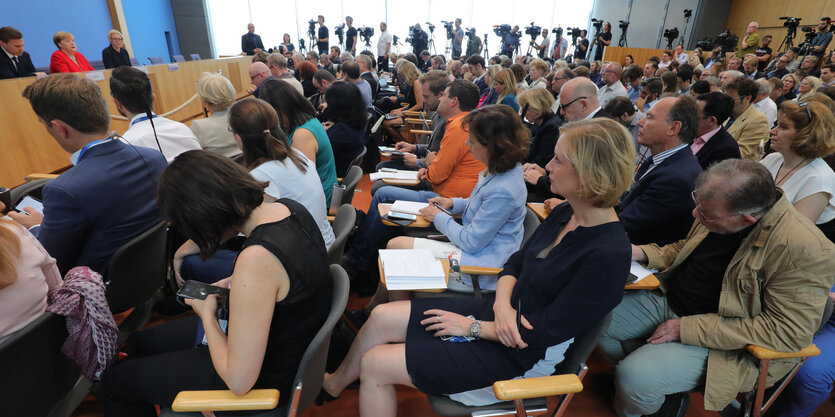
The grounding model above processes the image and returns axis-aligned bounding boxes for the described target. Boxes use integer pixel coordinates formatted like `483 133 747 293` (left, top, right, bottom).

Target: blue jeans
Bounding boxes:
345 185 439 269
180 249 238 284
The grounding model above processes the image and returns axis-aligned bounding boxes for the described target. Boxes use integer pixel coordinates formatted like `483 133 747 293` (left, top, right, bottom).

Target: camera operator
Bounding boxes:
345 16 358 56
377 22 393 72
551 30 568 60
315 15 329 55
737 21 760 58
452 18 464 59
500 25 520 57
534 28 550 59
465 29 482 57
410 24 429 57
594 21 612 61
575 29 589 60
810 17 833 60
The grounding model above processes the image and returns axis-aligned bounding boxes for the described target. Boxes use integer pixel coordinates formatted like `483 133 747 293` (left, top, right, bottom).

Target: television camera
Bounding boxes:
359 26 375 48
525 22 542 38
591 18 603 30
307 19 317 38
663 27 679 49
334 23 345 45
442 21 455 40
466 27 476 37
695 30 739 55
619 20 629 30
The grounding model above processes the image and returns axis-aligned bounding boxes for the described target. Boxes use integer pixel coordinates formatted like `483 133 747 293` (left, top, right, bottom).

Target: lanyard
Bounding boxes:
76 137 114 164
130 114 157 127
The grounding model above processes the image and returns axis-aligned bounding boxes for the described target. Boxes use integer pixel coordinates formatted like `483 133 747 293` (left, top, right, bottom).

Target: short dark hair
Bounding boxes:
466 55 485 69
668 95 700 144
110 66 154 114
461 106 529 173
677 64 693 83
313 69 336 84
697 92 734 125
402 53 419 67
0 26 23 43
725 78 758 101
22 73 110 134
691 80 711 95
259 80 317 134
823 64 835 73
696 159 777 217
623 64 643 82
418 70 450 95
447 79 480 111
325 81 367 130
228 98 306 172
604 96 636 118
158 150 267 259
341 61 360 79
641 77 663 96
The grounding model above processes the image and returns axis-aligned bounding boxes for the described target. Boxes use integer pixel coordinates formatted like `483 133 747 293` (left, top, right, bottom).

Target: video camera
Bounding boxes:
466 28 476 37
525 22 541 38
684 9 692 19
663 27 679 41
426 22 435 33
493 24 512 37
694 30 739 54
442 21 455 40
335 23 345 44
393 35 400 46
619 20 629 30
780 16 802 29
307 19 317 38
359 26 375 42
591 18 603 30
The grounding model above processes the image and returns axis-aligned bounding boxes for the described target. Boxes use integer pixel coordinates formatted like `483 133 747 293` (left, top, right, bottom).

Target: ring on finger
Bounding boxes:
436 315 441 323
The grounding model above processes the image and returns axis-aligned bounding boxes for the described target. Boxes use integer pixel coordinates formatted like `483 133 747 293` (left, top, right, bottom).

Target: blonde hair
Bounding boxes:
797 76 822 103
107 29 123 43
398 60 421 85
517 87 555 120
494 68 517 103
0 220 22 289
53 31 73 48
486 64 502 88
529 59 549 74
197 72 236 111
558 118 636 207
777 100 835 159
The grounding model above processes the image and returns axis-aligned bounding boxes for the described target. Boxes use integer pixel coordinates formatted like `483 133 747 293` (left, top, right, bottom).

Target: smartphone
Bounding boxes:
0 187 10 214
387 211 417 221
177 280 230 308
14 195 43 215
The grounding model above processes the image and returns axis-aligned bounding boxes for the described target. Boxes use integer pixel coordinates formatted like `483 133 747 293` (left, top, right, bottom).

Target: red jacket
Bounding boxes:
50 50 94 74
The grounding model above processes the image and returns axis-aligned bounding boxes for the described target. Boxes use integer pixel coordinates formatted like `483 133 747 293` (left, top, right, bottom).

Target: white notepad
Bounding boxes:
368 170 420 181
379 249 446 290
629 262 658 283
389 200 430 215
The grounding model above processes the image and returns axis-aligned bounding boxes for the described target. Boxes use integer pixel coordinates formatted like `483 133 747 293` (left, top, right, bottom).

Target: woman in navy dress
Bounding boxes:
320 118 637 416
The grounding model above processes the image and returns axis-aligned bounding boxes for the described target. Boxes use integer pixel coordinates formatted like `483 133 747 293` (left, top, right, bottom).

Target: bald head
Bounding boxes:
602 62 623 86
248 62 271 87
558 78 601 121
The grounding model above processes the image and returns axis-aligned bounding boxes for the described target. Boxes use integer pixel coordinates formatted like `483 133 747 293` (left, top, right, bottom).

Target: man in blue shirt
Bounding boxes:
811 17 832 60
501 26 520 57
452 19 464 59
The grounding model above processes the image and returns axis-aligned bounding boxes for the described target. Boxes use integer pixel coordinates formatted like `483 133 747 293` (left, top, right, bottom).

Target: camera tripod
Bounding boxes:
777 25 797 53
526 37 537 57
298 38 307 54
679 14 691 47
618 26 628 47
482 34 489 59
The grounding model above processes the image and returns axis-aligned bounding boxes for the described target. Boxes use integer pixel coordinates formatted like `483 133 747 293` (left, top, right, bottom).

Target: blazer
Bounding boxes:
30 139 167 276
360 71 379 100
49 50 94 73
189 110 243 159
101 45 131 69
526 112 561 168
617 146 702 246
433 164 527 290
694 126 741 170
0 50 36 79
725 104 770 162
241 33 265 55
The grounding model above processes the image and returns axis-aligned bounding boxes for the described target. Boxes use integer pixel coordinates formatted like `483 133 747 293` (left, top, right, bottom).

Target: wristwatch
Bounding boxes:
469 319 482 339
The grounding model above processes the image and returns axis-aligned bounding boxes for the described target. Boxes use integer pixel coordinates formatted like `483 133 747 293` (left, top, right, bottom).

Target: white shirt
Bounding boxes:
538 36 551 57
551 37 568 59
122 114 201 163
753 97 777 127
760 154 835 224
377 31 392 57
597 81 628 108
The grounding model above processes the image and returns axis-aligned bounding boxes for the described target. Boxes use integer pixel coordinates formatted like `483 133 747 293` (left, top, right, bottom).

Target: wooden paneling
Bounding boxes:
0 57 253 187
725 0 835 51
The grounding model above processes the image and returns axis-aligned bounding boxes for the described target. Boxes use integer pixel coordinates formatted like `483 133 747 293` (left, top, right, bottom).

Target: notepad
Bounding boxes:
389 200 430 215
379 249 446 290
369 170 420 181
378 146 398 153
629 262 658 283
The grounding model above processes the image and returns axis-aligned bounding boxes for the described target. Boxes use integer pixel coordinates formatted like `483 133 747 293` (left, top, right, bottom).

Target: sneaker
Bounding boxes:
647 392 690 417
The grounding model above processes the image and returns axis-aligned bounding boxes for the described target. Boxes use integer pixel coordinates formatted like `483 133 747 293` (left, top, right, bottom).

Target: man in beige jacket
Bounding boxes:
724 78 770 161
600 159 835 417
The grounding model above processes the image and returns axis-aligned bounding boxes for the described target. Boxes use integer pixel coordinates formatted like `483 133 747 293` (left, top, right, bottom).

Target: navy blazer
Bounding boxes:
102 45 131 69
0 50 36 79
694 126 741 171
526 112 562 168
242 33 265 55
30 140 167 276
617 146 702 246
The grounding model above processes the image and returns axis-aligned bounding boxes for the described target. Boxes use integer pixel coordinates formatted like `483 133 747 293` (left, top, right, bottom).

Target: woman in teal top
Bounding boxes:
260 80 338 205
494 68 520 111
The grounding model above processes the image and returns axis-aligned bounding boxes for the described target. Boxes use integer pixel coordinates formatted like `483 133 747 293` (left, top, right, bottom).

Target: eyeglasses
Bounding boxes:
250 73 261 80
557 96 587 114
799 102 812 121
691 190 735 223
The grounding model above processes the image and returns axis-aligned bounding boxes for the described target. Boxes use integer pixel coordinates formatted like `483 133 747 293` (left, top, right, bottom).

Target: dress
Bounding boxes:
288 119 338 206
97 199 332 415
405 202 630 397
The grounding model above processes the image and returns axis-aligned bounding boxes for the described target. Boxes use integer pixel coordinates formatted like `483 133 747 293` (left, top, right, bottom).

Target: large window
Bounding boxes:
207 0 593 57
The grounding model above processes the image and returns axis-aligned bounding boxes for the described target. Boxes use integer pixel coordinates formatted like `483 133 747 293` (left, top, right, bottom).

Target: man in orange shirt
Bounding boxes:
343 80 483 277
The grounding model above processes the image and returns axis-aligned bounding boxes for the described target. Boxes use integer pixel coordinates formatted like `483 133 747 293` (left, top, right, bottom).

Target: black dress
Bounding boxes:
405 202 630 395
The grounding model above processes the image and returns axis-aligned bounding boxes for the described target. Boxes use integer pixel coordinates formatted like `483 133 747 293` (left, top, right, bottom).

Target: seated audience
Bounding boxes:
259 80 338 206
677 65 694 93
247 62 274 98
322 81 367 177
49 31 94 73
781 73 799 101
753 78 778 127
518 87 558 168
478 65 502 107
661 71 679 94
597 62 627 108
341 61 372 109
796 76 822 103
266 53 303 95
0 27 38 79
110 67 201 163
724 78 771 161
0 219 62 342
528 59 549 89
297 60 318 98
636 77 662 113
600 159 835 417
768 76 787 107
510 64 528 94
605 96 647 164
821 64 834 87
493 68 519 111
622 64 643 104
356 54 379 99
101 29 130 69
690 80 711 97
321 117 635 415
761 101 835 241
97 150 332 414
190 72 241 159
720 69 744 86
381 60 424 142
799 56 821 78
550 67 576 112
693 92 741 170
8 74 166 276
766 54 791 80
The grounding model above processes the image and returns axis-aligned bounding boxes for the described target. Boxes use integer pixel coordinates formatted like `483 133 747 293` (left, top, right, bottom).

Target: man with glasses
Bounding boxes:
549 67 575 113
247 62 275 98
600 159 835 417
266 53 303 95
723 78 770 161
597 62 628 108
766 55 791 79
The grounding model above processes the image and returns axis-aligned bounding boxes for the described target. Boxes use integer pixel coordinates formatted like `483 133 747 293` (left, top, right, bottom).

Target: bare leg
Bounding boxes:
359 344 414 417
323 300 412 396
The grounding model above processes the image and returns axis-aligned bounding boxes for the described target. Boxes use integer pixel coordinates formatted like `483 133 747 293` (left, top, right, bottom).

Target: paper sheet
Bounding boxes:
390 200 431 215
630 262 657 283
369 170 420 181
379 249 446 290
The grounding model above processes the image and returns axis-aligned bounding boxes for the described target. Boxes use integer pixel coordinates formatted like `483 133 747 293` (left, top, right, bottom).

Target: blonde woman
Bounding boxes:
518 87 558 168
382 60 424 141
102 29 131 68
478 64 503 107
781 73 799 101
528 58 549 89
493 68 519 111
190 72 242 159
795 76 822 103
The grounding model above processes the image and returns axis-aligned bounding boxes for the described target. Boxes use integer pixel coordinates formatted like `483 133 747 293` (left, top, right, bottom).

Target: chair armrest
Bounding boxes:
747 344 820 360
493 374 583 401
327 215 335 222
459 266 502 276
26 173 59 180
410 129 433 135
171 389 279 412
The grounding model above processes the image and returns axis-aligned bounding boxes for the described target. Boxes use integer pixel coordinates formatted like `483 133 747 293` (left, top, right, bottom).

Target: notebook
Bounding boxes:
379 249 446 290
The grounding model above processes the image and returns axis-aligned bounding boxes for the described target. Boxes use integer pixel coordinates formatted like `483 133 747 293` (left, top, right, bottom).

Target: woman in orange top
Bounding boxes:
49 31 94 73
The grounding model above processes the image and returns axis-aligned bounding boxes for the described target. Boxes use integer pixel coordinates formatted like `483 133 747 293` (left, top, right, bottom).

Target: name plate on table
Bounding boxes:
85 71 105 81
168 63 179 71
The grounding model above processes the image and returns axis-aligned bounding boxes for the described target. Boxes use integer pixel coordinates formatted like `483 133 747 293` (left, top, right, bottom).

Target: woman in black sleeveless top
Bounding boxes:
97 150 332 416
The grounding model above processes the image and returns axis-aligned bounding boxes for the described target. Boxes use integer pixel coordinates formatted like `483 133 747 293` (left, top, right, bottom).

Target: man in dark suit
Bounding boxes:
618 95 703 245
9 74 166 277
0 27 40 79
241 23 264 55
692 92 741 170
356 54 379 100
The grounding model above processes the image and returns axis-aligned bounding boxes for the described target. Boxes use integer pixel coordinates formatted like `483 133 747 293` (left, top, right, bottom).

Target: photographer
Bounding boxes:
377 22 392 72
594 21 611 61
315 15 329 55
534 28 550 59
575 29 589 60
345 16 358 56
466 29 482 57
452 18 464 59
501 25 520 57
411 24 429 57
811 17 833 60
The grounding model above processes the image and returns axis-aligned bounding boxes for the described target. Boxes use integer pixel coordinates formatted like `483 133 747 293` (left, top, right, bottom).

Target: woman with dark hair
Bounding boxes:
97 150 332 416
259 80 338 206
624 54 634 66
594 22 612 61
297 60 318 98
321 81 368 177
279 33 295 55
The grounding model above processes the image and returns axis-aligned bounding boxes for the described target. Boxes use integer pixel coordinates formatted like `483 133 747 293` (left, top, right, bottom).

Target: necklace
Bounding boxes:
775 157 809 185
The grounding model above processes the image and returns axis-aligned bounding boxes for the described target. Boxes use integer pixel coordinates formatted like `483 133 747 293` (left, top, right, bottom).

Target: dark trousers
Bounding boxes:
378 56 389 72
96 316 227 417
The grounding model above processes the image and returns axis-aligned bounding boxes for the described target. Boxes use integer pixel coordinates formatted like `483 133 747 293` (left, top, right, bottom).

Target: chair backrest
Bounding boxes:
105 221 168 313
11 178 52 204
0 312 83 417
349 147 367 170
286 265 350 416
89 60 105 70
327 204 357 265
341 165 363 206
148 56 165 65
130 57 140 66
554 311 613 376
189 54 201 61
172 55 185 63
521 208 542 247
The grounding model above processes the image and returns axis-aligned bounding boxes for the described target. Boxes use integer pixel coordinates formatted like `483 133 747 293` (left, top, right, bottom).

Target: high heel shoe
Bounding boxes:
314 387 338 406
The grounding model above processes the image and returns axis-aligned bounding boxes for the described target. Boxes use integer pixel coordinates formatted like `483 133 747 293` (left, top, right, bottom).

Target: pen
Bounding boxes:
433 202 453 216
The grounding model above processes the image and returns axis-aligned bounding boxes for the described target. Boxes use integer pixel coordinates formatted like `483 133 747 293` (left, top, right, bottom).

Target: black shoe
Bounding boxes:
647 392 690 417
343 309 370 333
591 373 616 403
314 387 338 406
